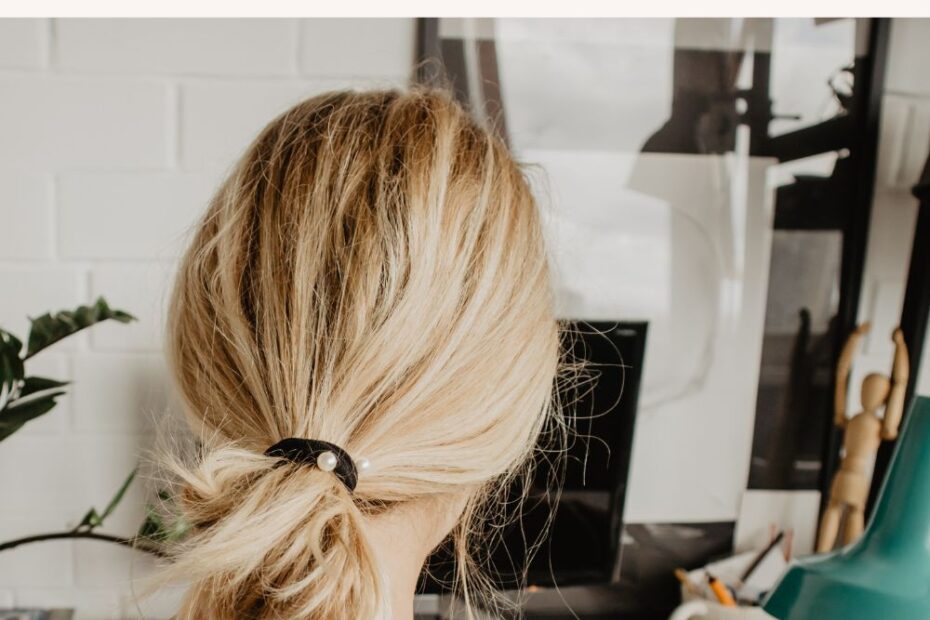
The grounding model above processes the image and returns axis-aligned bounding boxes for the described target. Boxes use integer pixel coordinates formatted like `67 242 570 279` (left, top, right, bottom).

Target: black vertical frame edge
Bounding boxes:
903 159 930 387
866 147 930 512
415 18 471 108
609 321 648 582
415 18 442 87
819 18 891 518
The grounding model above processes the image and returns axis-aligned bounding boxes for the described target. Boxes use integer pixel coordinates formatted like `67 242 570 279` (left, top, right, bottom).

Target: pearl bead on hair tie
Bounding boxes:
316 451 338 472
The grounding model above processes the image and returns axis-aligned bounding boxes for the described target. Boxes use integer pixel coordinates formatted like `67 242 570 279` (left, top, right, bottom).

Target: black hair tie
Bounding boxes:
264 438 361 492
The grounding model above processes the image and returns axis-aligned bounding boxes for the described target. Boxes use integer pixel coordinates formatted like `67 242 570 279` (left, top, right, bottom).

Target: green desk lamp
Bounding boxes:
763 395 930 620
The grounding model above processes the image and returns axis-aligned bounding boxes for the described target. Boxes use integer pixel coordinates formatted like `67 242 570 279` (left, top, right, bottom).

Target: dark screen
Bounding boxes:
420 321 647 591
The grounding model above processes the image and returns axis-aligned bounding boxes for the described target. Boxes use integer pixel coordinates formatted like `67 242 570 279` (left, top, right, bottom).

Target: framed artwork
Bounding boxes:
416 17 886 613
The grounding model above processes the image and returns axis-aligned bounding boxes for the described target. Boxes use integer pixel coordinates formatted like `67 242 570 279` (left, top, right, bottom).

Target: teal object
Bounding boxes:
763 395 930 620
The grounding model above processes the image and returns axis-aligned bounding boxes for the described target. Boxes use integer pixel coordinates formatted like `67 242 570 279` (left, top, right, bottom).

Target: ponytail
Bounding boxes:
158 87 562 619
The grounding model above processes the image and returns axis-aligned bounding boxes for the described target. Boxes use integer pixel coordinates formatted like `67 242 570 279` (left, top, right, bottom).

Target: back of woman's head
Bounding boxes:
163 88 561 619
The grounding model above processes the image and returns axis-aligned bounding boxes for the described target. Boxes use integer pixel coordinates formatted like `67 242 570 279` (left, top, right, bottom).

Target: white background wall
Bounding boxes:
0 18 414 618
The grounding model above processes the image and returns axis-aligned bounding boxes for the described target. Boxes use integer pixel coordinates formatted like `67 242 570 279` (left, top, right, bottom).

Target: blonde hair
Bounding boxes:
161 88 562 619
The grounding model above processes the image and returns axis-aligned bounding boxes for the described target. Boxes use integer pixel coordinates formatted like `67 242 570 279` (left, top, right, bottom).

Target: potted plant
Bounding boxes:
0 299 183 618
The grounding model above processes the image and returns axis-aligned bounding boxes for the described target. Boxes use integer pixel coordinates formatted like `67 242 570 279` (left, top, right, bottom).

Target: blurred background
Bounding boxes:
0 16 928 620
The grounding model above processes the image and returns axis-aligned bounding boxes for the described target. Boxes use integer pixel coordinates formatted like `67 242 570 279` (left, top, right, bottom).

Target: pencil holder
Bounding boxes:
670 597 774 619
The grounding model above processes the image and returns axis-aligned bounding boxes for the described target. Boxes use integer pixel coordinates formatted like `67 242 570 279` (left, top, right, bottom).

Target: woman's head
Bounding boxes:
163 88 561 619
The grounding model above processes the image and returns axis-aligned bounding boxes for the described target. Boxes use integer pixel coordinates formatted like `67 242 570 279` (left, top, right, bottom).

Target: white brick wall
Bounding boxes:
299 18 417 79
0 175 55 260
180 80 334 170
56 19 300 76
0 17 414 618
0 19 47 69
0 76 172 171
57 173 214 259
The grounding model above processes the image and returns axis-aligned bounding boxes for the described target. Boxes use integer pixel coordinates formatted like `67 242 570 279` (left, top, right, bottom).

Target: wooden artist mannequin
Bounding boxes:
816 323 909 552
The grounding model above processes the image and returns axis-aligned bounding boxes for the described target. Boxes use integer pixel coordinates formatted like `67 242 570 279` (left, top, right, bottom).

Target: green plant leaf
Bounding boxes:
137 508 167 541
0 329 25 410
19 376 70 399
76 507 102 530
0 393 63 442
101 468 137 522
138 490 190 544
0 329 23 356
77 468 138 531
25 297 135 359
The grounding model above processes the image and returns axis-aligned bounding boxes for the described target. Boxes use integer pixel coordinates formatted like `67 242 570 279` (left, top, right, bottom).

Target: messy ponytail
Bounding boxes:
164 445 386 619
160 88 562 619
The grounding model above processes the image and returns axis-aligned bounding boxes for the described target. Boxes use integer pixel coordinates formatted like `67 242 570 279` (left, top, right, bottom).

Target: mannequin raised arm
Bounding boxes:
835 323 870 428
882 328 910 440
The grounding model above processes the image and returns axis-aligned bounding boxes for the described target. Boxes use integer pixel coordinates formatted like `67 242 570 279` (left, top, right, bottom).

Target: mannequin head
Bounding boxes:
861 372 891 411
160 88 563 619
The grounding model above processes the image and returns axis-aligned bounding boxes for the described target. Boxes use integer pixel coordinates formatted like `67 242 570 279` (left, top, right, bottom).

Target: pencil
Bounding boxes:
740 531 785 583
707 572 737 607
674 568 702 597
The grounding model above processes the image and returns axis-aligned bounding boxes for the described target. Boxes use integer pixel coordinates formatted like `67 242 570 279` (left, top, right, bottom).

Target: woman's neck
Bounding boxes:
373 532 424 619
364 494 469 619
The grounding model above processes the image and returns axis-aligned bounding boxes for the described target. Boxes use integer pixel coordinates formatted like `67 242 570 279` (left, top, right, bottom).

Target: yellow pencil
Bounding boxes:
674 568 702 597
708 573 737 607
